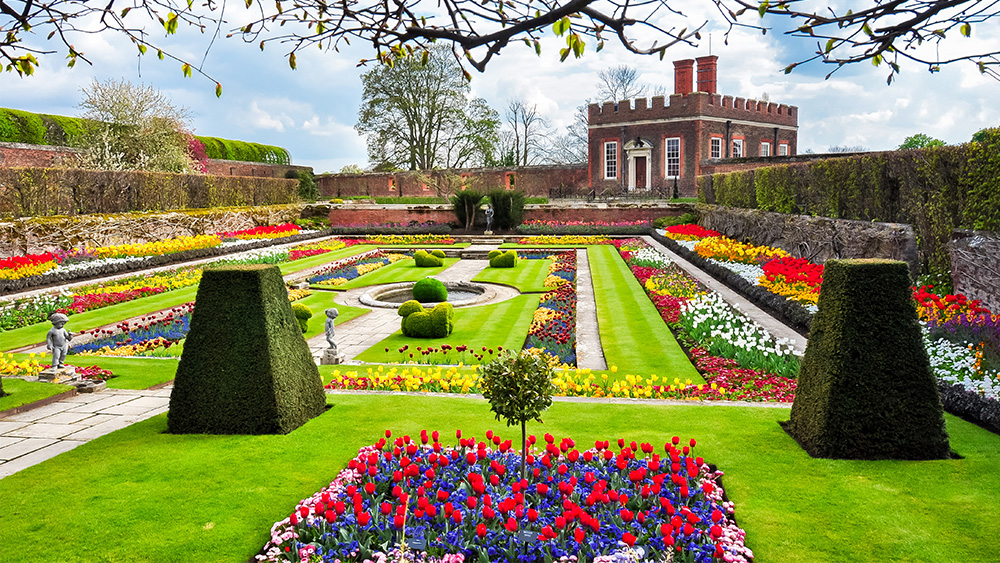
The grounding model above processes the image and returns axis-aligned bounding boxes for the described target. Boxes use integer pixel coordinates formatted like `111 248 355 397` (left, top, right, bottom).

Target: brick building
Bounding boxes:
588 56 798 196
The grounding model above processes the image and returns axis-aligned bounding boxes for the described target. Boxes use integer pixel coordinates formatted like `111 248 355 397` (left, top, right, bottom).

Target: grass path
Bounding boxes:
1 395 998 562
588 246 702 382
353 294 540 364
331 258 460 290
471 259 552 293
0 379 73 411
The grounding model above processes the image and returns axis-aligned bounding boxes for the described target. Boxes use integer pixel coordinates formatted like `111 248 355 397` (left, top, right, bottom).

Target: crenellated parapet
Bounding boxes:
588 91 797 128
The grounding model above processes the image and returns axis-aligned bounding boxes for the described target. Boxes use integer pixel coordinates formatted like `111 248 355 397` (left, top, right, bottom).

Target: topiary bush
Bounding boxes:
430 249 446 259
487 249 502 260
412 278 448 303
489 249 517 268
167 264 326 435
413 249 444 267
398 300 454 338
783 259 951 460
291 302 313 333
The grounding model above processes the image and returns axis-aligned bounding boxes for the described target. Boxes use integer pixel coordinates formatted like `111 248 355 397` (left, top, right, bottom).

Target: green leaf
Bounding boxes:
825 38 835 53
165 13 179 34
871 53 882 67
316 21 325 34
553 17 570 36
534 39 541 56
961 23 971 37
288 52 297 69
245 0 253 7
758 1 769 18
157 49 164 60
138 44 147 55
181 63 192 77
120 7 131 17
215 82 223 98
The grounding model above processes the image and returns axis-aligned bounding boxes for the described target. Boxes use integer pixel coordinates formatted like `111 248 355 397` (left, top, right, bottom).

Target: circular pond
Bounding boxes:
360 281 491 309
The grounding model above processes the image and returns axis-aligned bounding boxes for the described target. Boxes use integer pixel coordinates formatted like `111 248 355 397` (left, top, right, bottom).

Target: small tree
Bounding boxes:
479 349 555 480
451 190 484 231
899 133 947 149
75 78 196 173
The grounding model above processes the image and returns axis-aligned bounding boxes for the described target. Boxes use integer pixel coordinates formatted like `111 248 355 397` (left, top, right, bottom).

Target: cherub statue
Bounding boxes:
46 312 72 369
324 308 339 353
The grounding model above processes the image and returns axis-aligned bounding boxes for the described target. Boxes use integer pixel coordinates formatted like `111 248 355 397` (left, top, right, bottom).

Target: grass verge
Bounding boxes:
353 294 540 364
0 379 72 411
471 259 552 293
332 258 460 290
0 396 997 563
588 246 702 381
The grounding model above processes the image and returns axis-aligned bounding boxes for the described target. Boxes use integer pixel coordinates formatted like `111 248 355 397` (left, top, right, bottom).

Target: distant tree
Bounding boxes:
75 78 195 173
971 128 998 144
899 133 947 149
597 65 649 102
339 164 365 174
356 46 500 170
502 99 549 166
544 103 589 164
827 145 869 153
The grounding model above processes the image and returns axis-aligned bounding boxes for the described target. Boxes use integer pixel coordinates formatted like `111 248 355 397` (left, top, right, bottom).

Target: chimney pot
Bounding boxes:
696 55 718 94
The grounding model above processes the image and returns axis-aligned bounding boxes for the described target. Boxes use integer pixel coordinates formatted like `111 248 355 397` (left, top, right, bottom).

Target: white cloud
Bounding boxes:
247 101 294 132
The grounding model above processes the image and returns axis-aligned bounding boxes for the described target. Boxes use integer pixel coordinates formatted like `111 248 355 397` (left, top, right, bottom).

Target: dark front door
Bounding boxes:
634 157 647 189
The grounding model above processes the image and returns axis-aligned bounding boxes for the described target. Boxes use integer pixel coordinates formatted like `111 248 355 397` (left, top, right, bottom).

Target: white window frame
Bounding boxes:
760 141 771 157
779 143 789 156
732 139 744 158
710 137 722 159
665 137 681 178
604 141 618 179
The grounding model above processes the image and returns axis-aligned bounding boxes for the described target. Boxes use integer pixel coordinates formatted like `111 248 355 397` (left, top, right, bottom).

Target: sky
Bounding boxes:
1 1 997 173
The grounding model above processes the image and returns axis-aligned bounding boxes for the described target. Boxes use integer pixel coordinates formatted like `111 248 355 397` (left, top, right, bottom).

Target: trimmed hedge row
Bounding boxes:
0 167 298 217
650 229 812 335
938 380 1000 435
0 228 329 295
1 107 291 165
698 132 1000 278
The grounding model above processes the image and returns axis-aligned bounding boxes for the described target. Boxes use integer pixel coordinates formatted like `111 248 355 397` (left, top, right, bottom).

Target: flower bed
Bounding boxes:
516 236 614 246
217 223 302 240
516 220 650 235
307 250 409 286
659 225 721 242
70 303 195 357
0 252 61 280
525 283 577 366
257 431 751 563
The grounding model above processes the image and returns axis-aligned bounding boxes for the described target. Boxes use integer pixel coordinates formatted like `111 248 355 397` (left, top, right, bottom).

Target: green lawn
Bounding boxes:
1 395 997 563
331 258 460 290
353 294 540 364
472 258 553 293
295 293 369 339
0 378 72 411
588 245 702 381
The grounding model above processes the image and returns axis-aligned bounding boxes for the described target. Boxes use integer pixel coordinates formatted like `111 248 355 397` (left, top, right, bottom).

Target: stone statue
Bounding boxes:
485 205 494 233
324 308 339 352
46 312 72 369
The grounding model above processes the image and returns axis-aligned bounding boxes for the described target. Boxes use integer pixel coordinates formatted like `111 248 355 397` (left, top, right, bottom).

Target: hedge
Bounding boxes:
698 133 1000 278
167 264 327 435
0 107 290 165
784 259 951 460
0 167 299 217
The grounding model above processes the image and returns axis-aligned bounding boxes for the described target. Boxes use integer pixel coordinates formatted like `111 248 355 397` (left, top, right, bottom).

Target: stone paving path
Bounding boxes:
575 249 607 370
0 387 171 478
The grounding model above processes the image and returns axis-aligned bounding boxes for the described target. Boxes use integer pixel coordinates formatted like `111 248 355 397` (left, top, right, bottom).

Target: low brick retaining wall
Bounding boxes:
329 203 695 228
950 230 1000 312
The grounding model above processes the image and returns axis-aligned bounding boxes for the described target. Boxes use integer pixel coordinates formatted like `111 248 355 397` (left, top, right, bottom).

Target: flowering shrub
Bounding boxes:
217 223 303 240
517 236 614 245
0 253 61 280
257 431 752 563
692 237 789 266
660 225 721 241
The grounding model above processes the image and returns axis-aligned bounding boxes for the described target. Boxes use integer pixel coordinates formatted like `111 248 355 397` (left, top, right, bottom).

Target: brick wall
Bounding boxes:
950 230 1000 312
203 159 311 178
329 202 689 228
317 164 589 199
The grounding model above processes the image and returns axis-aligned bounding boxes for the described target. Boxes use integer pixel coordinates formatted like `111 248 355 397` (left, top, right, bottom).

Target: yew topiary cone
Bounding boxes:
167 264 326 435
785 259 950 460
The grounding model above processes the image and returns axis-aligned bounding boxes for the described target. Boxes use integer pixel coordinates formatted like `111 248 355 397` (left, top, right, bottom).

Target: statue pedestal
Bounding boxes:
320 349 344 365
38 366 79 384
484 230 494 235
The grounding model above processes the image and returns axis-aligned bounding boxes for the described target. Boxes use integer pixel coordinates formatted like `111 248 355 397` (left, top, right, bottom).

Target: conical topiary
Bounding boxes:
167 264 326 435
784 258 951 460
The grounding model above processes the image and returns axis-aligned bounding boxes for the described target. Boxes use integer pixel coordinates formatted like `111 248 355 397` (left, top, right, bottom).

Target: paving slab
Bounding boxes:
34 411 99 425
0 438 58 461
575 248 607 370
0 421 29 434
63 394 140 413
0 436 25 448
0 440 86 478
2 402 75 422
5 422 82 439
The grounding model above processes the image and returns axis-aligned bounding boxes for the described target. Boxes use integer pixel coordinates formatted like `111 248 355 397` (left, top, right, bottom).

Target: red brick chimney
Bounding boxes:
696 55 718 93
673 59 694 95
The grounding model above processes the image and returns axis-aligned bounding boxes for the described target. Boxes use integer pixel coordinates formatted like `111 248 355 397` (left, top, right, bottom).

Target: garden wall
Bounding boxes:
698 204 920 276
695 137 1000 279
0 204 305 258
329 202 691 228
317 164 589 199
950 230 1000 312
0 167 299 218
